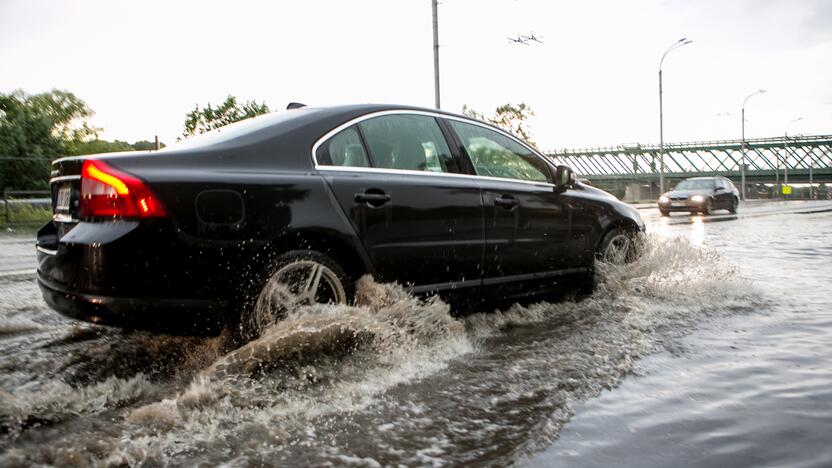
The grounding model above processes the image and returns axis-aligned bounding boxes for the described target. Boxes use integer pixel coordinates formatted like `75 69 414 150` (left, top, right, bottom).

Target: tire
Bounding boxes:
701 198 713 216
659 208 670 217
728 196 738 214
596 227 639 265
239 250 353 340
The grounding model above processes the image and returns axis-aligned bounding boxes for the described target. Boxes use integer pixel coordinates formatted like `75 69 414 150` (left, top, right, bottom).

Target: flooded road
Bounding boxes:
1 200 831 466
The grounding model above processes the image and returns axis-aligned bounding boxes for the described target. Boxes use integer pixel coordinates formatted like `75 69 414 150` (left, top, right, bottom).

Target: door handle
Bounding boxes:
355 191 391 207
494 195 517 209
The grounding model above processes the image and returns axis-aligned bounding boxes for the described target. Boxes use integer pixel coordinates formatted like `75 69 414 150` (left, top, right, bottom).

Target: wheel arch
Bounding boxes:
270 229 372 282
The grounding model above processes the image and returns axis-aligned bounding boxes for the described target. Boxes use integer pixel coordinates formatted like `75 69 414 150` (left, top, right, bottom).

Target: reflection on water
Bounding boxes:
689 215 705 246
534 211 832 467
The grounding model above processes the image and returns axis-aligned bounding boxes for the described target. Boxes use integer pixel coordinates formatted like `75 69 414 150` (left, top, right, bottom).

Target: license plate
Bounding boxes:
670 202 682 207
56 186 71 212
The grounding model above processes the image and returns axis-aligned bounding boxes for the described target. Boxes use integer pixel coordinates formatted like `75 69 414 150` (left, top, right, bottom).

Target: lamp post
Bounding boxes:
783 117 804 199
658 38 693 194
740 89 767 201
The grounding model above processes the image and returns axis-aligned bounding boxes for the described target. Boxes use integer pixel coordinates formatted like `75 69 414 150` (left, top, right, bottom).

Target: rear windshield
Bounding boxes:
165 109 318 150
675 179 715 190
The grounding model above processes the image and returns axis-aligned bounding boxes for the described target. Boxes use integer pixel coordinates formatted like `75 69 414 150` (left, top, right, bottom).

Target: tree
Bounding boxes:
181 95 270 139
67 139 134 155
0 89 99 190
462 102 536 147
130 140 165 151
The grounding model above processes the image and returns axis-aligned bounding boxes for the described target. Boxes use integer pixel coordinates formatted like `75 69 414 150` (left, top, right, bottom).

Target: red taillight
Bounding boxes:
80 160 167 218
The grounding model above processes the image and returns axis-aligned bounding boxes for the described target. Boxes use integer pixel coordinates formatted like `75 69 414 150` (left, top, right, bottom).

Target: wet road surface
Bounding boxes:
1 200 831 466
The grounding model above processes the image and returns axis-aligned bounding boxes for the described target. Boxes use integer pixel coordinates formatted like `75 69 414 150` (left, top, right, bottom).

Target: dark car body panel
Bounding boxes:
37 104 644 334
322 169 484 288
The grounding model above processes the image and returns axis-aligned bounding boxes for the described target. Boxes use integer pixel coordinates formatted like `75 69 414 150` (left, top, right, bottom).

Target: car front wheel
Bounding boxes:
597 227 639 265
728 197 738 214
701 198 713 216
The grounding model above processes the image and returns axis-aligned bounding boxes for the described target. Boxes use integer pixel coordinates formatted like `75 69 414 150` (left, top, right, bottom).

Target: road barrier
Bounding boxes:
2 189 51 226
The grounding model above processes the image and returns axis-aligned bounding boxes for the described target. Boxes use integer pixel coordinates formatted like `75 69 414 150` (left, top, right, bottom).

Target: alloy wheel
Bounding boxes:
271 260 347 305
602 233 633 265
249 258 348 337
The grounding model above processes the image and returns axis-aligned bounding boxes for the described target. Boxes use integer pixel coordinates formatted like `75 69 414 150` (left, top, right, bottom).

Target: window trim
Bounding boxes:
310 110 558 188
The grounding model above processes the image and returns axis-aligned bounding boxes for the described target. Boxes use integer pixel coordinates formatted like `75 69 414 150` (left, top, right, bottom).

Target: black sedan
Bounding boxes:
36 104 645 336
657 176 739 216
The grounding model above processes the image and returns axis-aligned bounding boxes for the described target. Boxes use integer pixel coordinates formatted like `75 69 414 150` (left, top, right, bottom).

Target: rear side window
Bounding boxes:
448 120 551 183
359 115 457 173
319 126 369 168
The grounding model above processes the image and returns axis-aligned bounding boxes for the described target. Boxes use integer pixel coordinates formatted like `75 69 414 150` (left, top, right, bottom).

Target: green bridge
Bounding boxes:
545 134 832 199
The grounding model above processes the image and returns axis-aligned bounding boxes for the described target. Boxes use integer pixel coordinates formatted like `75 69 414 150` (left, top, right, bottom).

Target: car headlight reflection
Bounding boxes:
691 195 705 203
659 195 669 203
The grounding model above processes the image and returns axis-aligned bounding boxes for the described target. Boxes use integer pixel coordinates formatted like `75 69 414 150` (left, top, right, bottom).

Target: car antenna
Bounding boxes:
286 102 307 110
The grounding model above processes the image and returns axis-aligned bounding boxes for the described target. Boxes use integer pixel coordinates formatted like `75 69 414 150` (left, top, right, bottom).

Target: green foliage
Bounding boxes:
462 102 536 147
0 89 99 190
181 95 270 139
1 203 52 230
130 140 165 151
67 139 134 155
65 139 164 155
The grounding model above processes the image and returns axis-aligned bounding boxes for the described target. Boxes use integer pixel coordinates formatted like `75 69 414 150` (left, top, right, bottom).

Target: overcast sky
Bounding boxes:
1 0 830 150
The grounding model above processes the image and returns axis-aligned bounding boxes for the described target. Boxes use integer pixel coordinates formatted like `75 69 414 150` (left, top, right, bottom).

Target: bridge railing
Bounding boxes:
544 134 832 181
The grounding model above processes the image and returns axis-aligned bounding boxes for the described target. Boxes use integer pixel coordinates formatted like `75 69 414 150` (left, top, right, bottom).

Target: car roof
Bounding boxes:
291 103 475 124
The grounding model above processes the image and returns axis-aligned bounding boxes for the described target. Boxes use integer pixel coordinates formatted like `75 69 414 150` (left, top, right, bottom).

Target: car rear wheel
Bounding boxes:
241 250 353 339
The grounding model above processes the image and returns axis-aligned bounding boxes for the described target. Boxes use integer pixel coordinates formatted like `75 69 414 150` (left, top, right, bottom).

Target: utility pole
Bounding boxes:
432 0 440 109
741 106 746 200
810 149 814 199
783 133 789 197
154 135 160 151
784 117 803 199
775 145 779 198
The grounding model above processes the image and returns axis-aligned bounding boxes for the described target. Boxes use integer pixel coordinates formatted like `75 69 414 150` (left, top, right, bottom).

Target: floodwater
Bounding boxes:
0 200 830 467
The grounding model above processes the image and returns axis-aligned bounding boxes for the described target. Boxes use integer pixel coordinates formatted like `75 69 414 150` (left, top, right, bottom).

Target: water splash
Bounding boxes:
0 234 760 466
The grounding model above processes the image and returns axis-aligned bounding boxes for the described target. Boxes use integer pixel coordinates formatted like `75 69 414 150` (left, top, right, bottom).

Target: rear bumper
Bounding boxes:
38 274 230 335
35 219 252 335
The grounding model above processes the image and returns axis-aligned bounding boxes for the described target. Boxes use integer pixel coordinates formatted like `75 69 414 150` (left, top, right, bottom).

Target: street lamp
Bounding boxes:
658 38 693 194
740 89 767 201
783 117 804 198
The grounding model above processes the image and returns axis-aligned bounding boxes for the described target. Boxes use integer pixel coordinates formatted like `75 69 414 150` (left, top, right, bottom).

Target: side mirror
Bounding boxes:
554 165 575 192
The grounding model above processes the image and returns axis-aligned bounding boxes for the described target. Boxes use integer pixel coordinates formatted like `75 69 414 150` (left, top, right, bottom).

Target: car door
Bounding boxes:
315 114 484 291
444 118 572 287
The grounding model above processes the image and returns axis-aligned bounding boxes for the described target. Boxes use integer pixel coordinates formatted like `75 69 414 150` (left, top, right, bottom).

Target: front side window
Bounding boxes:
448 120 551 183
319 126 369 168
358 115 456 173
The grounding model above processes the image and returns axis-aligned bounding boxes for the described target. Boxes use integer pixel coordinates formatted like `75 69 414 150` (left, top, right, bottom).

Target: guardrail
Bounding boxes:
2 189 51 226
